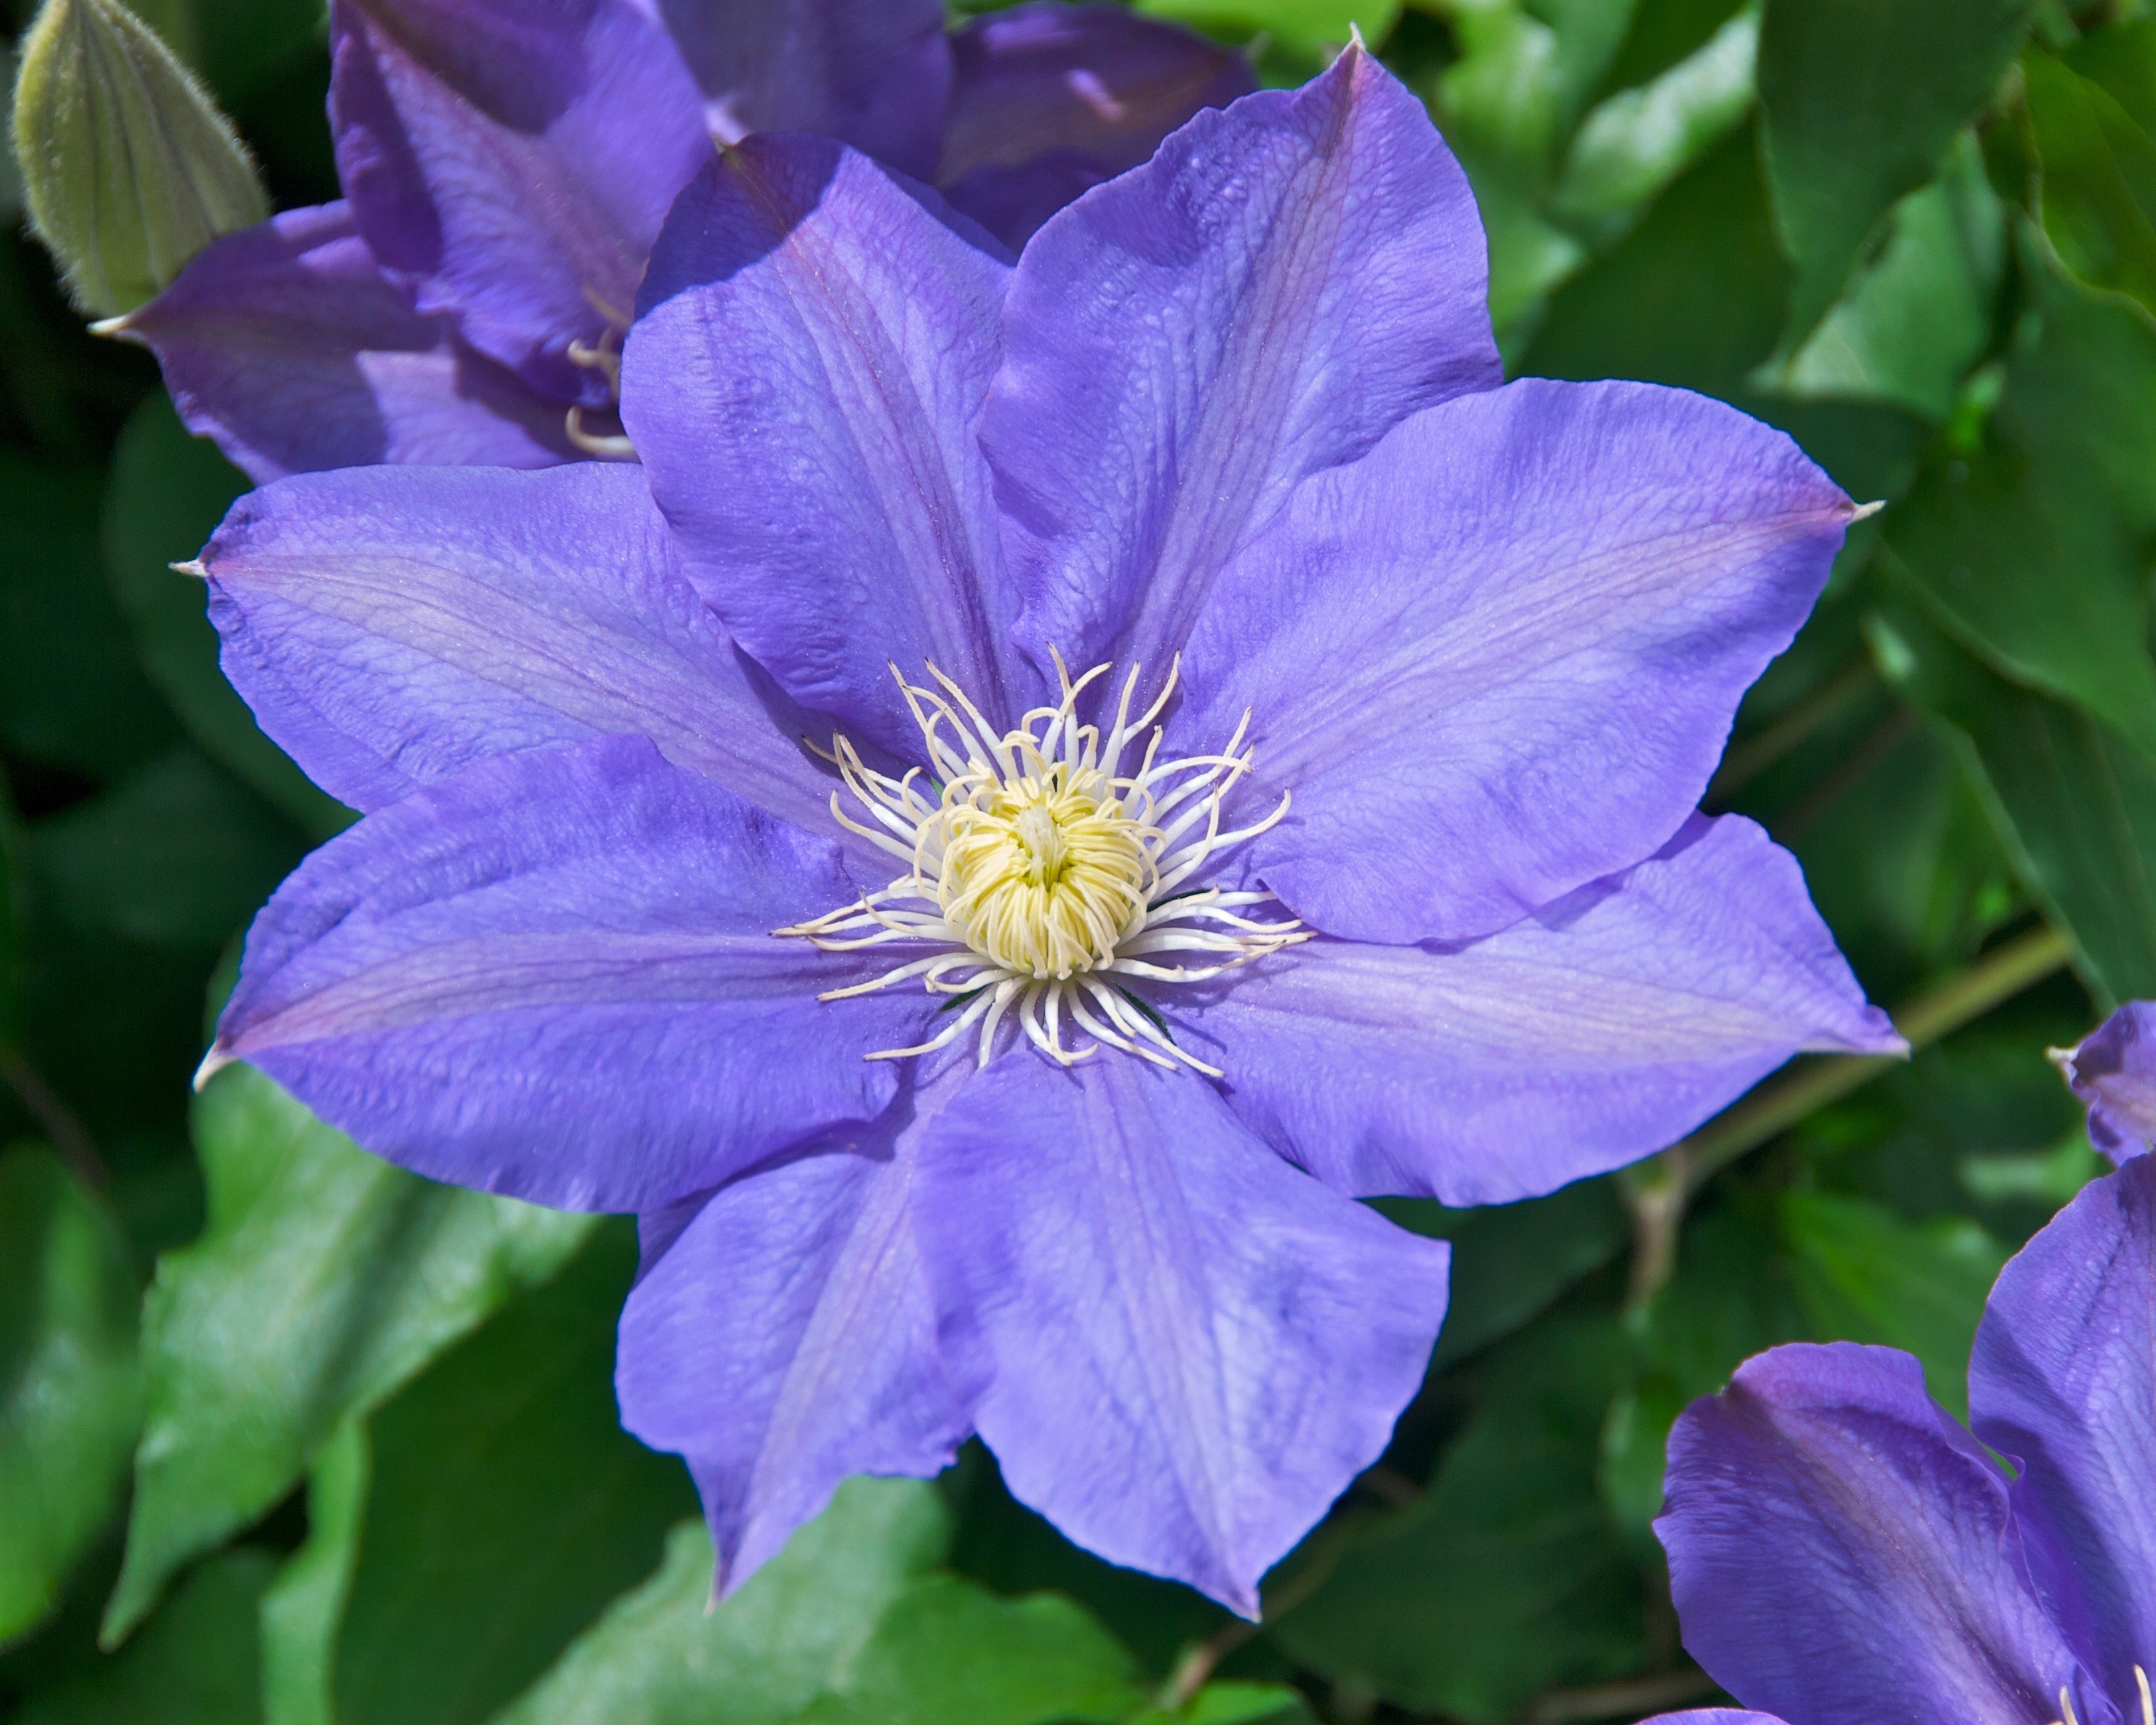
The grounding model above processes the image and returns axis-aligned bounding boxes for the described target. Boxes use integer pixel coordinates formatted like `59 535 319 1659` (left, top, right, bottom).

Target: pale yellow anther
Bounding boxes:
777 654 1307 1073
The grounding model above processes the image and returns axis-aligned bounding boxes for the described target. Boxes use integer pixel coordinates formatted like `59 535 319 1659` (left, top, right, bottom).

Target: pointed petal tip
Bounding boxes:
170 558 208 579
2047 1042 2080 1076
192 1044 235 1091
1849 498 1887 523
88 311 136 338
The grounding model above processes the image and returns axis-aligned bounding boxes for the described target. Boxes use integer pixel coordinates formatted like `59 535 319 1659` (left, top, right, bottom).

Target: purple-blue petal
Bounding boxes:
1180 379 1859 947
1657 1343 2099 1725
2055 1002 2156 1162
939 3 1253 249
198 460 842 836
618 1081 970 1596
1191 815 1900 1205
640 0 950 182
330 0 710 404
914 1054 1449 1618
115 204 574 482
212 736 917 1212
627 133 1025 752
1970 1155 2156 1714
984 45 1499 681
1639 1714 1788 1725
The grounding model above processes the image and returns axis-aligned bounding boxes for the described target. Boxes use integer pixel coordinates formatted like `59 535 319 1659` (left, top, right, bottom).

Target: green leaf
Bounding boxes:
2027 43 2156 318
1525 121 1790 394
25 746 304 951
0 452 178 780
799 1575 1143 1725
2066 16 2156 137
105 1066 592 1644
1776 133 2006 420
1271 1314 1639 1722
494 1478 952 1725
1779 1188 2009 1416
101 392 352 841
1871 598 2156 1004
1595 0 1749 97
1883 233 2156 752
0 1146 141 1647
1554 2 1759 240
1164 1685 1316 1725
1132 0 1398 54
1375 1178 1629 1370
332 1221 694 1725
14 1549 273 1725
1758 0 2034 340
261 1420 368 1725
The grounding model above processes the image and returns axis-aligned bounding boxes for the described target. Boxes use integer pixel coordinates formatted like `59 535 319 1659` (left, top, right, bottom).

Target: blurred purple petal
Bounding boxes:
619 1089 969 1596
2054 1002 2156 1161
200 461 841 833
939 3 1252 249
330 0 710 403
214 736 915 1211
628 134 1023 752
1195 815 1900 1205
1183 380 1858 946
1639 1716 1790 1725
985 46 1499 677
915 1054 1449 1616
641 0 949 182
117 204 574 482
1971 1155 2156 1706
1657 1343 2092 1725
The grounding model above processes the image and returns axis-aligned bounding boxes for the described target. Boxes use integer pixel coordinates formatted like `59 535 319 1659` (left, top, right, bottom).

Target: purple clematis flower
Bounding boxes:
2054 1002 2156 1161
191 51 1897 1612
1647 1149 2156 1725
103 0 1250 482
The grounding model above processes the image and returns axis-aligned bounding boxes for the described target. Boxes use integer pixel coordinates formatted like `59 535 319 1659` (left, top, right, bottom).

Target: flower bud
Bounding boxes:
10 0 268 316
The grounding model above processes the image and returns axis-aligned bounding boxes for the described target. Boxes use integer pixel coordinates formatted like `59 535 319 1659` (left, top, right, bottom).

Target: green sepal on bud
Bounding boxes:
10 0 269 317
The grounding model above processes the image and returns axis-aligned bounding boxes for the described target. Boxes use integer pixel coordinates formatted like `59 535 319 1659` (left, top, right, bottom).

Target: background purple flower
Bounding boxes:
1649 1152 2156 1725
2055 1002 2156 1161
192 53 1895 1612
103 0 1251 483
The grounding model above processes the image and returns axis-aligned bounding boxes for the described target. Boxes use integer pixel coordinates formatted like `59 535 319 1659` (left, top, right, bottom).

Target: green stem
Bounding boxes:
1623 922 2076 1309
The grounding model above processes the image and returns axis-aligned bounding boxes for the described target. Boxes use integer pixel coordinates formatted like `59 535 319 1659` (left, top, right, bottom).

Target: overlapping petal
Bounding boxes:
641 0 949 182
619 1080 970 1595
212 736 915 1212
1181 380 1859 946
1189 816 1898 1205
939 3 1253 249
985 46 1499 678
330 0 710 403
2055 1002 2156 1160
1658 1344 2097 1725
915 1054 1449 1616
628 133 1022 751
1970 1156 2156 1705
116 204 573 482
197 461 840 833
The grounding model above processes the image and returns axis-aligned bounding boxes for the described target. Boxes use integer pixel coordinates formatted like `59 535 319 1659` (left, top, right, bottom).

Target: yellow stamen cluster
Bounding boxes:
777 655 1306 1074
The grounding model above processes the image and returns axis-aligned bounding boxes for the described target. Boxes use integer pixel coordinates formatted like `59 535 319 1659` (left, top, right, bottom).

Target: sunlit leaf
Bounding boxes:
2027 43 2156 318
105 1066 591 1643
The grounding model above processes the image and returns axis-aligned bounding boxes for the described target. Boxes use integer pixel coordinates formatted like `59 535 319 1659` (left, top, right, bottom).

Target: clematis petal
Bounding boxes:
1181 379 1859 947
628 134 1022 752
640 0 949 183
2053 1002 2156 1160
914 1054 1449 1618
211 736 916 1213
198 460 841 833
1191 816 1900 1206
618 1085 970 1598
1639 1716 1789 1725
1970 1156 2156 1710
1657 1342 2097 1725
114 204 574 482
984 44 1499 678
330 0 710 404
939 3 1253 249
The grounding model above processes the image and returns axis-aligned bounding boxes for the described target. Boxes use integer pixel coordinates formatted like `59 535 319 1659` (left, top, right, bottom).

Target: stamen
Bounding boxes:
778 656 1306 1071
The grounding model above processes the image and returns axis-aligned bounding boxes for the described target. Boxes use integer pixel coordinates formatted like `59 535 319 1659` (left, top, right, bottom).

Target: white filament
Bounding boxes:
776 654 1306 1075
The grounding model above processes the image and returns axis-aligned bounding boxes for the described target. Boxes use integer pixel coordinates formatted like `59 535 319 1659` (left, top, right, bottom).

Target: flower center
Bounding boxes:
777 655 1307 1073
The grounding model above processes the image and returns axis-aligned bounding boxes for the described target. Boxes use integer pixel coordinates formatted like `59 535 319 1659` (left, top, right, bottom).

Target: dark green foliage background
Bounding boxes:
1 0 2149 1720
